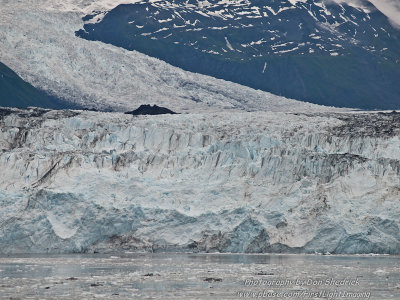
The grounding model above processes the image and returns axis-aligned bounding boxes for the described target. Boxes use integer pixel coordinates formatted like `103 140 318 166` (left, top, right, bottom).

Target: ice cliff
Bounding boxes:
0 108 399 254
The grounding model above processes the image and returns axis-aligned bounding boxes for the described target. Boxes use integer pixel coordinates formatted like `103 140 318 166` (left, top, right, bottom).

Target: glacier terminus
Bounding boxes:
0 108 399 254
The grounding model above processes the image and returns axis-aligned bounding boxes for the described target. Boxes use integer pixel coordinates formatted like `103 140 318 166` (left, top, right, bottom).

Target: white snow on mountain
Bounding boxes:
1 0 397 113
0 108 399 254
0 0 340 113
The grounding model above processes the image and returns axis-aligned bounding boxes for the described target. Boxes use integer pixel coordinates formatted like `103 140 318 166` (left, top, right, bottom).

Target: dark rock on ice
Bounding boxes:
125 104 177 115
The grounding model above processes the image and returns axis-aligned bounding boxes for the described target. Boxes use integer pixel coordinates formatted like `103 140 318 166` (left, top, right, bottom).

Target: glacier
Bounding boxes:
0 107 399 254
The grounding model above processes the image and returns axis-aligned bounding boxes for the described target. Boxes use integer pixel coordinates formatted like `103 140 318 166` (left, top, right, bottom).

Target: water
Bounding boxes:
0 253 399 299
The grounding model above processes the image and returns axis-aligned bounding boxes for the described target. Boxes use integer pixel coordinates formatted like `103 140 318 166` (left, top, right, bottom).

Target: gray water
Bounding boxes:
0 253 399 299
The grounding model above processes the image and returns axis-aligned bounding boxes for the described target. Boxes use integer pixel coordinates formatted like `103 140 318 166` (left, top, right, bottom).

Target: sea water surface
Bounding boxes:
0 253 399 299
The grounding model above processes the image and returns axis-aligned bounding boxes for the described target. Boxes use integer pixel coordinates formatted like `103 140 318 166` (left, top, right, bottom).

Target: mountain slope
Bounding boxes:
0 0 339 113
76 0 400 109
0 62 81 109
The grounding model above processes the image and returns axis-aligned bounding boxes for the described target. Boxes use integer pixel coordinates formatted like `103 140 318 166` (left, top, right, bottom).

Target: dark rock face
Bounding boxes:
0 62 83 110
76 0 400 109
125 104 177 115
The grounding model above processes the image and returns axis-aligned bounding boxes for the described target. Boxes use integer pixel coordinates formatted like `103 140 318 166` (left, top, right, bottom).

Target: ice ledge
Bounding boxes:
0 109 399 254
